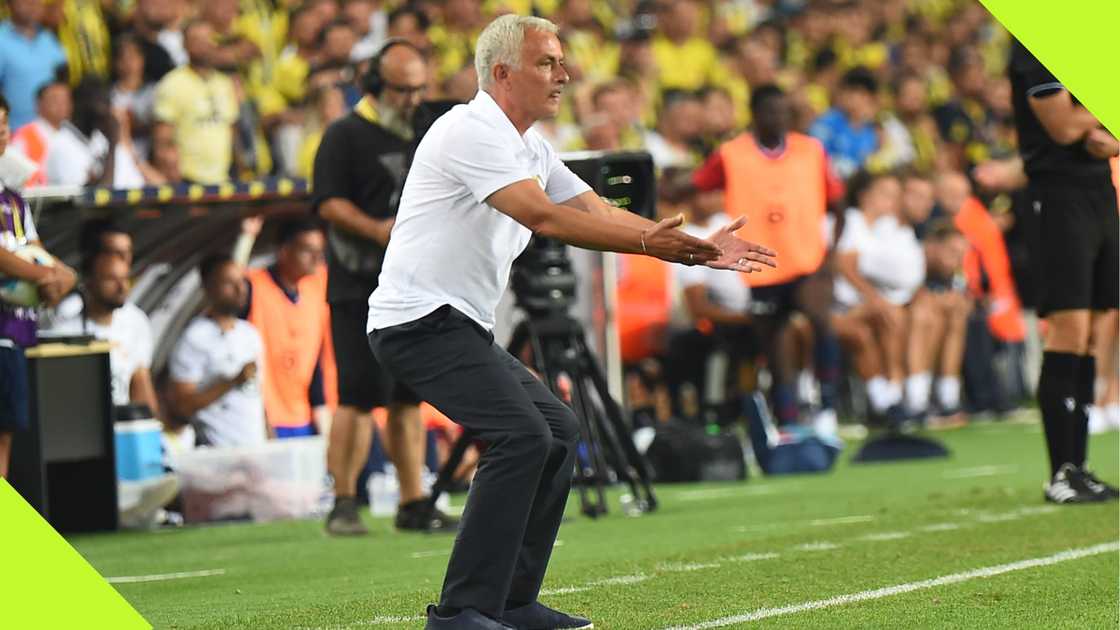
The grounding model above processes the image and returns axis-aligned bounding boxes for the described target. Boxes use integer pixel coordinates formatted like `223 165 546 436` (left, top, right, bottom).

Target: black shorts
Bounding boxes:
748 274 812 320
1031 180 1120 317
330 300 418 409
0 344 30 433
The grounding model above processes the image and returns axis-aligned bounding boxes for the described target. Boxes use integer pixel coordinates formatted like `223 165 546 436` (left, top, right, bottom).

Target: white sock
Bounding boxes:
937 377 961 410
867 377 893 413
888 380 904 407
905 372 933 414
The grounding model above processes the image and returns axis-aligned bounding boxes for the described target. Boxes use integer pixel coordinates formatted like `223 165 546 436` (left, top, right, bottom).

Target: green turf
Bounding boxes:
70 417 1120 629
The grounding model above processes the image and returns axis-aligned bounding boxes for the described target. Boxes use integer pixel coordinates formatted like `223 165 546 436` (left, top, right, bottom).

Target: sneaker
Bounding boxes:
396 498 460 533
812 408 838 437
1077 467 1120 500
1044 464 1106 504
325 497 369 536
503 601 593 630
426 605 512 629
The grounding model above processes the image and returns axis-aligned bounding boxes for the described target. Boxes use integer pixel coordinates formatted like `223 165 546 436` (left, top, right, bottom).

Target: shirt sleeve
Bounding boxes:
544 146 592 203
443 121 535 204
692 151 726 191
169 334 205 384
835 211 868 254
152 76 179 124
823 157 845 204
310 121 351 212
1013 42 1064 98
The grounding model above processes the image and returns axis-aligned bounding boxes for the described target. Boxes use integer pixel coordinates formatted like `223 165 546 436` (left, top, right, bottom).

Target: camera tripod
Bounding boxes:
425 309 658 520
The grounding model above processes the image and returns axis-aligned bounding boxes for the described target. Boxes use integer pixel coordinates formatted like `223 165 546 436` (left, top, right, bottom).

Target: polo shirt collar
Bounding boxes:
470 90 529 152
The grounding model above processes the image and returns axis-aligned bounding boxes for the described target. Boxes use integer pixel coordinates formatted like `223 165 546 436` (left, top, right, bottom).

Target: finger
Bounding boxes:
748 242 777 257
725 216 748 233
655 213 685 232
744 251 778 267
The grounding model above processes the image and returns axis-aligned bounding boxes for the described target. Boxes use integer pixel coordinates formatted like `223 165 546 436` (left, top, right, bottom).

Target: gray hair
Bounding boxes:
474 14 559 91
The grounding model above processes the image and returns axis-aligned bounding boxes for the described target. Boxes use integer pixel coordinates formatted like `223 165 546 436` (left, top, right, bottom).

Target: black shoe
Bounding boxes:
426 605 512 629
1044 464 1107 504
325 497 369 536
503 601 593 630
396 498 460 533
1077 466 1120 500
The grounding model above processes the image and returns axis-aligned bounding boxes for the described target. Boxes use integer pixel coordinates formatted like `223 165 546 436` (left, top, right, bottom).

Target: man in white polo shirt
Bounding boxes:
368 15 775 630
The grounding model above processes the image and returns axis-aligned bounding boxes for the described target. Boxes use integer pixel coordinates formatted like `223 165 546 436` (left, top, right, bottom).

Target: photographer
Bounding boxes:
312 38 453 536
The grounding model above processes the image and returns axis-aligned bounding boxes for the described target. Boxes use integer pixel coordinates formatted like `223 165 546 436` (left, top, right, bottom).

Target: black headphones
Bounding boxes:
363 37 423 97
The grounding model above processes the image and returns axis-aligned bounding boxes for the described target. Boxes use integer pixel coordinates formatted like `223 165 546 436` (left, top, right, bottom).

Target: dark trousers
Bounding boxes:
369 305 579 618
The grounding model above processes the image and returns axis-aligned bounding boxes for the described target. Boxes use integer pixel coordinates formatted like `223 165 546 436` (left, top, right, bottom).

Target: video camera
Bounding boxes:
511 151 656 316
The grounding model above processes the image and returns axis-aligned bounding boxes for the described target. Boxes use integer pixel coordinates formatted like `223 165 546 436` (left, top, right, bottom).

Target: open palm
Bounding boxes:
705 216 777 273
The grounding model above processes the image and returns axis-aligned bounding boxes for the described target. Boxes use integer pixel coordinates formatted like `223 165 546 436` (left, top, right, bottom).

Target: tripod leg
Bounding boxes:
576 334 659 512
426 432 473 519
568 364 610 517
535 336 596 518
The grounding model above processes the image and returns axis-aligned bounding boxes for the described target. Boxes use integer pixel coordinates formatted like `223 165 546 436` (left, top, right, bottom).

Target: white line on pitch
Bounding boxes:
661 541 1120 629
792 542 840 552
919 523 963 532
857 532 911 542
723 552 780 563
943 464 1019 479
106 568 226 584
659 562 722 573
541 574 650 596
809 515 874 526
410 550 448 559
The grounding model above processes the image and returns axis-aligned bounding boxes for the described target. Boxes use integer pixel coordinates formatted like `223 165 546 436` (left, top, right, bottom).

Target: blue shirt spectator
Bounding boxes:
809 107 878 180
0 1 69 130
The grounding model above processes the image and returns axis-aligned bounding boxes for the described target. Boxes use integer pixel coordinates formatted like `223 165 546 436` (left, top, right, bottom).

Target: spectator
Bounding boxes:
643 89 703 170
934 46 997 171
345 0 388 62
242 218 331 439
10 81 71 187
615 25 658 126
45 77 147 187
904 220 971 423
428 0 482 82
0 93 78 477
110 34 156 144
689 84 845 433
0 0 68 130
168 253 266 448
56 0 111 84
148 121 181 183
697 86 736 155
386 4 432 53
892 73 943 174
152 20 238 184
651 0 719 91
296 84 347 179
125 0 186 85
589 79 644 150
200 0 261 76
272 5 323 108
810 66 880 179
832 171 925 424
41 252 159 415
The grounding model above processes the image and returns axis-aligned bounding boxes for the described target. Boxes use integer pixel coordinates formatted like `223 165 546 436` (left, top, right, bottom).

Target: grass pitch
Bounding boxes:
71 416 1120 629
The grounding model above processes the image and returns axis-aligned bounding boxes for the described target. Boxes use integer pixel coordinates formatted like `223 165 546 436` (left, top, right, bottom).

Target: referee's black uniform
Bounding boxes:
1009 39 1119 498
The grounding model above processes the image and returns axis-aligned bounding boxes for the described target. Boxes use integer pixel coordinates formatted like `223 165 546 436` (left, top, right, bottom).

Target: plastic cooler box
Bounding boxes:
114 420 164 481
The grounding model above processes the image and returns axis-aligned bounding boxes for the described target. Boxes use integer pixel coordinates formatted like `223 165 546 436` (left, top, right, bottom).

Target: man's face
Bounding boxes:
753 94 790 139
902 177 935 226
137 0 176 28
10 0 45 26
895 78 926 117
506 29 569 121
343 0 373 36
38 84 72 127
279 230 325 280
840 88 877 125
661 0 699 41
90 256 131 311
202 0 238 31
100 232 134 268
595 88 633 130
185 22 218 68
665 99 703 141
207 262 247 315
703 92 735 137
378 46 429 119
323 24 356 62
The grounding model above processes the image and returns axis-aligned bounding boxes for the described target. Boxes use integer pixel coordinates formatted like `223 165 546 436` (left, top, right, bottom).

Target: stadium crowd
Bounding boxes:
1 0 1118 510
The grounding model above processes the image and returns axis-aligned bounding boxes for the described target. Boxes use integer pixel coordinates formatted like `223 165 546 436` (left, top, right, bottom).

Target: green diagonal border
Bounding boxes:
0 480 150 629
981 0 1120 136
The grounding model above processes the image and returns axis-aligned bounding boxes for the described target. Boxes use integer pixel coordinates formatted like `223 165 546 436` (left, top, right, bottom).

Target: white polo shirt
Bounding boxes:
834 208 925 308
367 90 592 332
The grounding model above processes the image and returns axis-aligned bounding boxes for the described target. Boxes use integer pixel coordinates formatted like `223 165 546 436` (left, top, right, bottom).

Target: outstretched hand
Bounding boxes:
704 216 777 273
641 214 722 265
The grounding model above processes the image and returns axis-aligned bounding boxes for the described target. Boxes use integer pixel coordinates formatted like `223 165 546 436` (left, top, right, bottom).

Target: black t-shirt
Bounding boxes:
129 31 176 84
311 112 410 304
1009 39 1111 184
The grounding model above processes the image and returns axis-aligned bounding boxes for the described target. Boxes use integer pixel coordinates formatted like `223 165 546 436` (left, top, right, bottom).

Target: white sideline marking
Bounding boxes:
541 574 650 596
369 615 424 624
857 532 911 542
659 562 722 573
677 486 782 501
661 542 1120 629
943 464 1019 479
107 568 226 584
724 552 780 563
809 515 874 527
410 550 448 559
919 523 962 532
792 542 839 552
